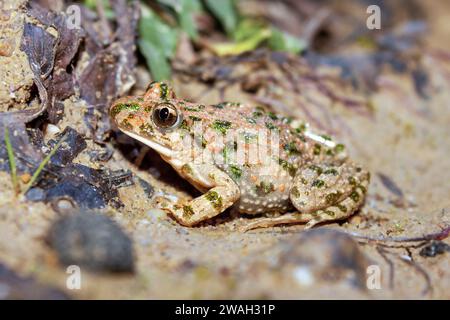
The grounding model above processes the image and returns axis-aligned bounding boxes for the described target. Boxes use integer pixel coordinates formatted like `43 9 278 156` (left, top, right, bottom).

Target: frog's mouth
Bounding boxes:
122 130 174 159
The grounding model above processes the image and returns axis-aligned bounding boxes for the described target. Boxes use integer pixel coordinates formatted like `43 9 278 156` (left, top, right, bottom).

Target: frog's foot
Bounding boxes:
163 164 240 227
290 160 370 228
238 212 315 232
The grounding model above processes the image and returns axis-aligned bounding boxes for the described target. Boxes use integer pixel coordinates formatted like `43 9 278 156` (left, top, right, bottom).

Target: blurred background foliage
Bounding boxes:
84 0 305 81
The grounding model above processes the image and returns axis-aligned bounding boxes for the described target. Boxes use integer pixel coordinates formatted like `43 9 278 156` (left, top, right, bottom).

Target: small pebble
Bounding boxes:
26 188 46 202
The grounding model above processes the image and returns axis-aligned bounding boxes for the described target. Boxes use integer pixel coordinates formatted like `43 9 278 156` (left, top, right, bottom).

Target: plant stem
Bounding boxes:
4 127 19 195
22 132 67 195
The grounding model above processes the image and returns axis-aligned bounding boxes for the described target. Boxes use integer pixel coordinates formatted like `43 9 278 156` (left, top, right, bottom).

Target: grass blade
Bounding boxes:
4 127 19 195
23 131 67 195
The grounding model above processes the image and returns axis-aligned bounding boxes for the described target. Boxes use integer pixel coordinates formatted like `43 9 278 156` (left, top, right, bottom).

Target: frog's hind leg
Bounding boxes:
239 162 369 232
290 160 370 228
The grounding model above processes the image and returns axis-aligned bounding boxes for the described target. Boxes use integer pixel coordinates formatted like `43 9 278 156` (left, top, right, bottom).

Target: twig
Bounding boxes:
376 245 395 289
4 127 19 195
399 255 432 296
345 225 450 243
22 132 68 195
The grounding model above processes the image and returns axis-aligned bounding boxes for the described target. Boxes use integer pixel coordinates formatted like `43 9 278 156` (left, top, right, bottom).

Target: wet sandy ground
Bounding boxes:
0 0 449 299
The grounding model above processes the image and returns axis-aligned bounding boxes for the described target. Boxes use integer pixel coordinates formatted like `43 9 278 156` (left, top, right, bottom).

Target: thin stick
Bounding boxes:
22 132 67 195
4 127 19 195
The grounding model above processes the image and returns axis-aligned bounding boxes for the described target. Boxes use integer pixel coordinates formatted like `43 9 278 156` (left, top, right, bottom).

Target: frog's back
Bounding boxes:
188 101 309 214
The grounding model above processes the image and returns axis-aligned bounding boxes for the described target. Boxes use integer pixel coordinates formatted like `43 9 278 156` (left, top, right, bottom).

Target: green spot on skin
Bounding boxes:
181 164 193 175
180 120 190 131
182 205 195 218
267 112 278 120
357 185 367 193
212 120 232 135
222 147 230 164
213 103 225 109
185 105 205 112
295 123 307 133
277 158 297 177
121 119 133 130
246 117 257 124
242 132 258 143
205 191 223 209
335 144 345 153
337 204 347 213
255 181 275 195
348 176 357 185
139 123 154 136
312 179 325 188
292 130 307 142
324 168 338 175
229 165 242 179
189 115 202 121
313 144 321 155
253 111 264 118
324 210 335 217
110 103 140 118
283 142 301 155
265 122 279 131
221 142 237 163
321 134 332 141
325 191 342 204
309 165 323 175
301 178 308 185
291 186 300 198
213 102 240 109
282 116 293 124
350 191 360 202
160 82 169 100
200 136 207 148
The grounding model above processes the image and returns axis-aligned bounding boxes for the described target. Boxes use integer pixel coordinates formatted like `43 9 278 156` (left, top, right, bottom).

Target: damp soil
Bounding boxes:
0 0 449 299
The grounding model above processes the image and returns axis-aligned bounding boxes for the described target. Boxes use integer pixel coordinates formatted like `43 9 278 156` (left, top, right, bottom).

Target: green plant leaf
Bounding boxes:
268 28 306 54
23 131 68 195
83 0 115 19
138 40 172 81
203 0 238 36
210 27 271 56
4 127 19 195
158 0 202 39
138 4 179 80
233 18 266 41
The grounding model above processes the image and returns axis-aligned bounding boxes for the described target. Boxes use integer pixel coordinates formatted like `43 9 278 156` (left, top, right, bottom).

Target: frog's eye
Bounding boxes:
152 103 179 128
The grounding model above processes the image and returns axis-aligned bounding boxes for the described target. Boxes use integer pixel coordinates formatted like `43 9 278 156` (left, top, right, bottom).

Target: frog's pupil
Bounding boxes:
159 107 169 121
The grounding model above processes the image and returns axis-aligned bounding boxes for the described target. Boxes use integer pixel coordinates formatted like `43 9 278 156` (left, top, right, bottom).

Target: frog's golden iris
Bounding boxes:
152 102 179 128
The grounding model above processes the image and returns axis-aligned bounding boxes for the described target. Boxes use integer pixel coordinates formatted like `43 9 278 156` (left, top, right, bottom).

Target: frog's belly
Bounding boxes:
232 173 294 215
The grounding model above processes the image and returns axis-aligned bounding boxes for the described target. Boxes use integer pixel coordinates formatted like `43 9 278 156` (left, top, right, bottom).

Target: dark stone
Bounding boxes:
26 187 46 202
48 213 135 273
419 241 450 258
278 228 370 290
45 177 106 210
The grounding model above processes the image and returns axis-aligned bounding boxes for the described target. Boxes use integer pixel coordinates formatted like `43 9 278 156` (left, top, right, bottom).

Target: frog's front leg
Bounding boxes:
164 163 240 227
290 160 370 228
